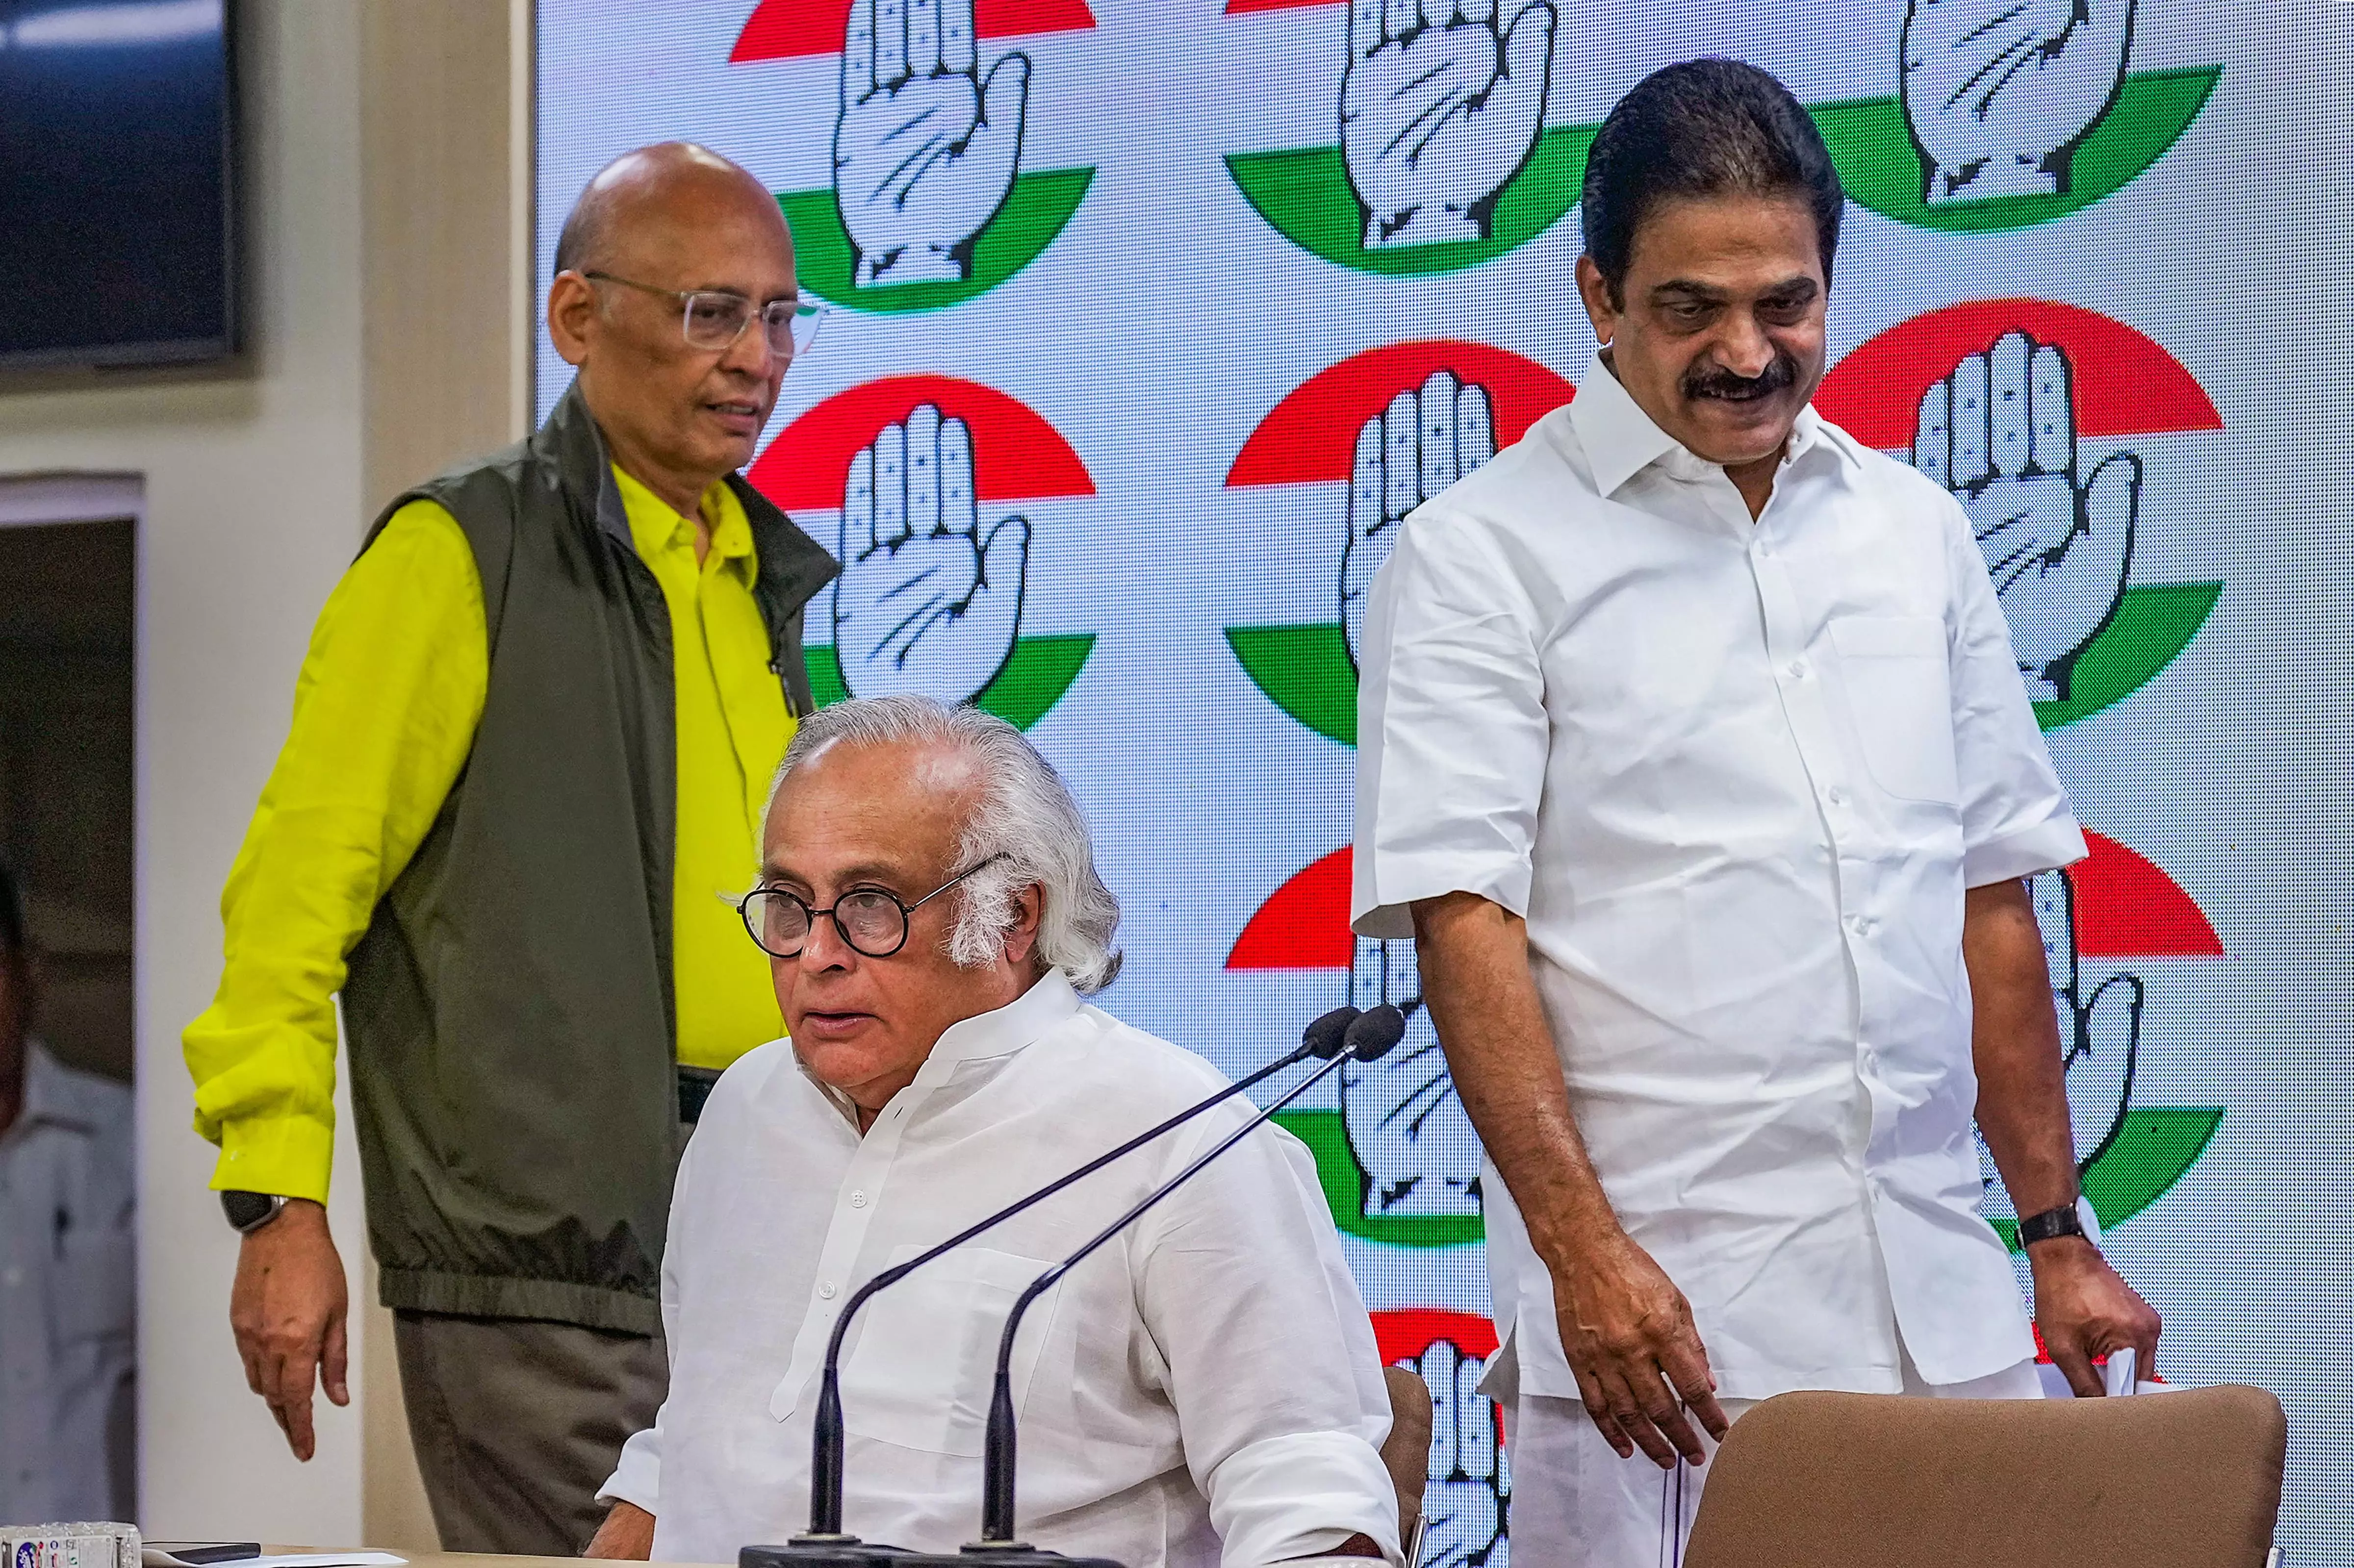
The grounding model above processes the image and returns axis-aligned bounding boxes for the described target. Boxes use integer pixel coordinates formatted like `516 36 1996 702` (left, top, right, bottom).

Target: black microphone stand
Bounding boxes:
967 1005 1408 1555
744 1006 1364 1568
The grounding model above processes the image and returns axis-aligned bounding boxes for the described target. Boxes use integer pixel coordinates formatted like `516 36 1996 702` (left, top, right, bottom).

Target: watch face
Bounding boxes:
221 1190 279 1231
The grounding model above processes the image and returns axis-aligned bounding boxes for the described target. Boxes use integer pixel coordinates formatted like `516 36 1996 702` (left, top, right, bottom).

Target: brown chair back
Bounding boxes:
1683 1386 2285 1568
1379 1364 1434 1554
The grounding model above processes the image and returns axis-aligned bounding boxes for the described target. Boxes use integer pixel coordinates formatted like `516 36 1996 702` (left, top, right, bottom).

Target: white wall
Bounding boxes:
0 0 371 1542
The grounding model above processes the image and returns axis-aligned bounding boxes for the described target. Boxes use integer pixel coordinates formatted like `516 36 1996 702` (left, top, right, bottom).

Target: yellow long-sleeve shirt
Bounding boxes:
183 469 794 1204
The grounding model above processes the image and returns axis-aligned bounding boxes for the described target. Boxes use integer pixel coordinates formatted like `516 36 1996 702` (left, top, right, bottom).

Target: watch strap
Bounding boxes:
2017 1202 2088 1246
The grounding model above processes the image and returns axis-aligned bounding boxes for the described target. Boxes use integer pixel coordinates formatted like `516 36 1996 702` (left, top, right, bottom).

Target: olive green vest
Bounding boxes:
341 381 838 1332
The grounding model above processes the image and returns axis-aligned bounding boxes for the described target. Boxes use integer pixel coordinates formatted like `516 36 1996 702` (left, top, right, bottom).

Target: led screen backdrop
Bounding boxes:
538 3 2349 1555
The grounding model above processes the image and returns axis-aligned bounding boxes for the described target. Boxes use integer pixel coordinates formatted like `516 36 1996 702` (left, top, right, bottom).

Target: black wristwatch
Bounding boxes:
2017 1202 2088 1247
221 1190 289 1235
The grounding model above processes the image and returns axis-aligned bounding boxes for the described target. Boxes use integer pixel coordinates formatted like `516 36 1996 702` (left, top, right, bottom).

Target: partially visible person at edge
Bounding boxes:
0 859 136 1523
1348 60 2162 1567
180 142 838 1553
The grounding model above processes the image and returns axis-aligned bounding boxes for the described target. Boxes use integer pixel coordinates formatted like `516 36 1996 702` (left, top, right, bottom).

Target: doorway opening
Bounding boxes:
0 508 135 1082
0 475 138 1522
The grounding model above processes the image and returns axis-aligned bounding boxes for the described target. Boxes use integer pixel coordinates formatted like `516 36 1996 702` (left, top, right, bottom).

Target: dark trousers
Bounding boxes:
393 1308 667 1555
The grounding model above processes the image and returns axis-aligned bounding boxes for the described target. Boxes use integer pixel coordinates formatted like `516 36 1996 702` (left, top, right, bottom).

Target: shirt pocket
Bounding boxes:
837 1244 1060 1458
1828 615 1961 806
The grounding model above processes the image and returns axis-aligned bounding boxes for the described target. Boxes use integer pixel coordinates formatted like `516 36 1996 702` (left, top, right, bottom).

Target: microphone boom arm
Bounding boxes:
796 1011 1358 1541
972 1008 1406 1549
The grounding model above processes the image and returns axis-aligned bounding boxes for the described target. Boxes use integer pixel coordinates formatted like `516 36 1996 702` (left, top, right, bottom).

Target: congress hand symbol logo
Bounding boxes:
835 0 1033 286
1911 329 2139 703
1412 1339 1509 1568
731 0 1095 312
1900 0 2137 203
1341 0 1558 249
1344 938 1484 1217
835 403 1032 704
2034 868 2142 1173
1972 836 2222 1252
754 376 1094 728
1340 370 1496 670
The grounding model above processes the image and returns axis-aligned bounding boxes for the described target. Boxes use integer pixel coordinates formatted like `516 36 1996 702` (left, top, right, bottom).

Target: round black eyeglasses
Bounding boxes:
738 853 1009 960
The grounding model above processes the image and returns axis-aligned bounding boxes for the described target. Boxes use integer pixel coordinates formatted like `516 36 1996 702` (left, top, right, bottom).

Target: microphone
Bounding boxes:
765 1006 1364 1560
968 1005 1408 1555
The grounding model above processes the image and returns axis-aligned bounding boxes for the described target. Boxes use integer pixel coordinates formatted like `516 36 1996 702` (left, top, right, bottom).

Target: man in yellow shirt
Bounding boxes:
182 143 837 1553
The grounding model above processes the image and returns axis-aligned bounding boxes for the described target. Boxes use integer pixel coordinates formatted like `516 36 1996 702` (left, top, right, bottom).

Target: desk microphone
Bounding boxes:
968 1004 1408 1556
740 1006 1363 1568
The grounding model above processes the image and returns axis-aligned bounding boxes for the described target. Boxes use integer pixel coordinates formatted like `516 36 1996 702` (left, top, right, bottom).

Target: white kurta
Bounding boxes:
1351 353 2086 1403
603 973 1401 1568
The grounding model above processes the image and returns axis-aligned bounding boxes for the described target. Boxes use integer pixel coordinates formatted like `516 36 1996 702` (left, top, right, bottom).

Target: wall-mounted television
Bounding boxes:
0 0 236 371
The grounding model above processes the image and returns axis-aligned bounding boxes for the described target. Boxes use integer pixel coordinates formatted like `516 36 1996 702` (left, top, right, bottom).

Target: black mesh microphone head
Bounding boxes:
1301 1005 1362 1060
1343 1004 1406 1060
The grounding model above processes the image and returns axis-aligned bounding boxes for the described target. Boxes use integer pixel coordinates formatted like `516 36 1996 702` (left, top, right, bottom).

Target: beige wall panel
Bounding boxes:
361 0 531 517
355 0 534 1547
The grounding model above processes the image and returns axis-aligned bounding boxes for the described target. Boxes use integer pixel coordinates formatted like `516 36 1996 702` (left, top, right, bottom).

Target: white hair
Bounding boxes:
767 696 1123 993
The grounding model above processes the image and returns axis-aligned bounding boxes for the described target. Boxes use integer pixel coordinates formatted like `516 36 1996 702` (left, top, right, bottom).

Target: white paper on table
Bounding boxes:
144 1555 407 1568
144 1544 409 1554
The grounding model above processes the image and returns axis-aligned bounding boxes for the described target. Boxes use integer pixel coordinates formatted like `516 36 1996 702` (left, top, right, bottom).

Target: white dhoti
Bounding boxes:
1504 1351 2043 1568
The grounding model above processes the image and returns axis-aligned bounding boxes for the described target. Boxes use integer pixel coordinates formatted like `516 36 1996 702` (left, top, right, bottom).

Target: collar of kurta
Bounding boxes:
1568 346 1842 499
799 970 1085 1126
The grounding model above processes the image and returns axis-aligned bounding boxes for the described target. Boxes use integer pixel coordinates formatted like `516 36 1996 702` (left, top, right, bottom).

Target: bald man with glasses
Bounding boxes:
183 143 839 1553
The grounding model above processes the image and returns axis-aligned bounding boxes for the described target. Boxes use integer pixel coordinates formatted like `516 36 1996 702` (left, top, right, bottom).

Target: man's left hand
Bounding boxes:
585 1500 655 1560
2030 1235 2161 1395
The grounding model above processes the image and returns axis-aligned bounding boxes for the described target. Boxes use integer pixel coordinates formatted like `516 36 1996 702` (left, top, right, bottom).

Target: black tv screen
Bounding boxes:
0 0 235 370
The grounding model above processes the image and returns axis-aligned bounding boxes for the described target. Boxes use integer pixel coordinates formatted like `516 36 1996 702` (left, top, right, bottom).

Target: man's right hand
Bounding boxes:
1553 1225 1727 1469
229 1197 349 1461
1412 891 1727 1472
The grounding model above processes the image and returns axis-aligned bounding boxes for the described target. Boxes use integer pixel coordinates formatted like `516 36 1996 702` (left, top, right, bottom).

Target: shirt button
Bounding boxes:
0 1266 19 1288
1786 658 1809 680
849 1191 868 1209
1851 915 1877 936
1826 786 1848 807
818 1281 838 1300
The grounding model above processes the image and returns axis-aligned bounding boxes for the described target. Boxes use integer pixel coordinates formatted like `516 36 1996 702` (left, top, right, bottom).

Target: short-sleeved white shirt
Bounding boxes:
1351 353 2086 1401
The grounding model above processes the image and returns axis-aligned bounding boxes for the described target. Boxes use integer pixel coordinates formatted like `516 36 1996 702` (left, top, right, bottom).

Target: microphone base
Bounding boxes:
742 1546 1124 1568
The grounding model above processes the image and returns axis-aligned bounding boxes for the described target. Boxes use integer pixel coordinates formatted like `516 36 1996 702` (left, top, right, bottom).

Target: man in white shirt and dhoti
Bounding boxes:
1350 59 2163 1564
587 694 1401 1567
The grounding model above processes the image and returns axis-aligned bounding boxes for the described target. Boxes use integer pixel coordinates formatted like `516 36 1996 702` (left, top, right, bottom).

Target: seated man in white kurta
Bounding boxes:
587 695 1400 1568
